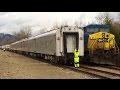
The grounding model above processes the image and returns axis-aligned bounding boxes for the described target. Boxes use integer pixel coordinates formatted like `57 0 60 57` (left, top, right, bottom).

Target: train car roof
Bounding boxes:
9 26 83 45
28 29 57 40
10 29 57 45
28 26 80 40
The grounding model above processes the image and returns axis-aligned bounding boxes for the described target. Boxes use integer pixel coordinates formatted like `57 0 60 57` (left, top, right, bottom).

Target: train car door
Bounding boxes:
66 35 76 53
63 32 79 54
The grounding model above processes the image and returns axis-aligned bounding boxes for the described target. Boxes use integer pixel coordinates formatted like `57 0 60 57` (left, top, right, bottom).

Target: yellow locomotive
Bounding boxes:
88 32 117 51
83 24 120 66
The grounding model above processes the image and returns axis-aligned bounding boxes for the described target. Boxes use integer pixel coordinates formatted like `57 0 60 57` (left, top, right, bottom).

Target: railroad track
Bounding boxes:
101 65 120 71
26 57 120 79
9 51 120 79
79 65 120 79
59 65 120 79
85 62 120 71
31 59 110 79
60 65 110 79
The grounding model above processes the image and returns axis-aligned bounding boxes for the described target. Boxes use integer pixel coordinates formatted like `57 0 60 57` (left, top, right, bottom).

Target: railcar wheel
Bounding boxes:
57 57 63 65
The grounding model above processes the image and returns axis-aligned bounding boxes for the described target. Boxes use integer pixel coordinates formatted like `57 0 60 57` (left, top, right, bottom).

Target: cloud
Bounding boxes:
0 12 9 15
0 12 117 36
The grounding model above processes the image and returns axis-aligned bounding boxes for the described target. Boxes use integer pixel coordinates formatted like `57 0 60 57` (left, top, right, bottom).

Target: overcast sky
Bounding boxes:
0 12 118 36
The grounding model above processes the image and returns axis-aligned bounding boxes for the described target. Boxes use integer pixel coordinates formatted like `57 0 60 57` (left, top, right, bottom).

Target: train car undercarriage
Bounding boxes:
89 50 120 66
83 48 120 66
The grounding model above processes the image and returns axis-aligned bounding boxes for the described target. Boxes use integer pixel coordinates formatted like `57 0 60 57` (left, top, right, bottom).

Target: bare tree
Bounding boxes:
74 20 83 27
95 12 105 24
95 12 113 25
52 22 59 29
61 20 68 27
96 12 120 47
24 26 32 38
12 26 32 40
117 12 120 23
39 27 47 34
74 15 85 27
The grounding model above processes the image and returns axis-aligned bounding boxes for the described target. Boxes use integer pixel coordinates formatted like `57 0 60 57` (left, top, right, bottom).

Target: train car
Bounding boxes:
83 24 120 66
0 45 10 51
9 26 84 65
5 45 10 50
9 39 27 52
0 45 6 50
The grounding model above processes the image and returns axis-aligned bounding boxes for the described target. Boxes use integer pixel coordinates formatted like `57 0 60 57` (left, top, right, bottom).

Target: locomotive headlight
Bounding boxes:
98 39 100 42
98 38 102 42
110 37 114 40
90 37 95 40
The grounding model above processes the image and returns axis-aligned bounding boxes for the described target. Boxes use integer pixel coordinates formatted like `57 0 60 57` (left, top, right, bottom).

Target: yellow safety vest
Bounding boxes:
74 49 80 64
74 49 80 58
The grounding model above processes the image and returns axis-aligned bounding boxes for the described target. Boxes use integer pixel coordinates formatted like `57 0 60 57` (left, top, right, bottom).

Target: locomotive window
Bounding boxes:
105 28 109 32
86 28 89 32
94 28 98 32
88 28 93 32
100 29 103 32
84 29 87 32
100 28 109 32
91 28 94 32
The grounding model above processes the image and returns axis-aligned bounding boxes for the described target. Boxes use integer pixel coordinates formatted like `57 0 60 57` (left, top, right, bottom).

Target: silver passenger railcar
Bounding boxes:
9 26 84 65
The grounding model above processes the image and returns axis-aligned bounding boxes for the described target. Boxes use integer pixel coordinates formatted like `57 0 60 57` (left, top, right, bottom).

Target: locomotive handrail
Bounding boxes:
91 40 96 54
114 40 119 54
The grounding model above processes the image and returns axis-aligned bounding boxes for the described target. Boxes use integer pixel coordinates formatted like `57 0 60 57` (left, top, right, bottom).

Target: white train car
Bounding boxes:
9 38 27 51
9 26 84 65
0 45 10 51
0 45 6 50
5 45 10 50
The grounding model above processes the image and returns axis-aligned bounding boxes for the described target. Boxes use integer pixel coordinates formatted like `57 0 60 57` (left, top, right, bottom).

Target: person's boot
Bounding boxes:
77 64 80 67
75 64 77 67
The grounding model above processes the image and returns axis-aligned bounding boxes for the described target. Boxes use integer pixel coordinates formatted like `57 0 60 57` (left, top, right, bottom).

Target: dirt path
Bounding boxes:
0 50 94 79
